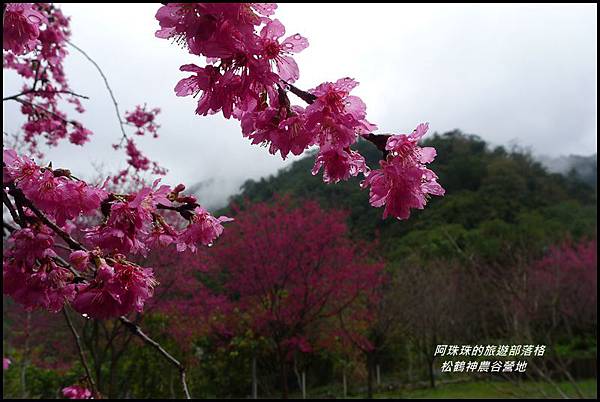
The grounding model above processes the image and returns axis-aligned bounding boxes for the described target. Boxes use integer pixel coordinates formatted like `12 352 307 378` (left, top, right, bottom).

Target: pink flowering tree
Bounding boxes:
3 3 444 399
199 197 384 398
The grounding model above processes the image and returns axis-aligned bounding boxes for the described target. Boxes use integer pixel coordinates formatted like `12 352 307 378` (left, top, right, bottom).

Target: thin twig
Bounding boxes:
63 307 100 397
10 98 78 127
67 40 128 141
119 316 192 399
3 89 89 101
282 81 391 154
3 189 21 225
3 220 17 234
283 81 317 104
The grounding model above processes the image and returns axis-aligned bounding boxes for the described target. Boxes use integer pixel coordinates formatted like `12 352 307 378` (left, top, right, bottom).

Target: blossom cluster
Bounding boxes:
155 3 444 220
3 3 90 156
4 4 166 186
62 385 92 399
125 104 161 137
3 149 232 318
361 123 444 219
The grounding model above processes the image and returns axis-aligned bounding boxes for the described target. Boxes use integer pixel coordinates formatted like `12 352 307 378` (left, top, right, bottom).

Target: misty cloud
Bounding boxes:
3 3 597 209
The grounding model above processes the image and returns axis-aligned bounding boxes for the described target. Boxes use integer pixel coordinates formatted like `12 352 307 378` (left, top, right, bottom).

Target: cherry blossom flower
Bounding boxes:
312 146 367 184
68 125 93 146
174 64 226 116
69 250 90 271
62 385 92 399
3 357 11 370
3 150 107 225
3 226 77 312
361 123 445 220
125 105 161 137
84 196 152 256
3 3 47 54
306 78 377 148
385 122 436 163
72 259 157 320
258 19 308 82
177 207 234 253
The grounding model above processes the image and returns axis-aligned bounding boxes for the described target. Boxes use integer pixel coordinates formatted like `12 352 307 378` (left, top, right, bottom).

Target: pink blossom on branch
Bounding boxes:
157 4 444 218
258 18 308 83
361 123 445 220
3 226 77 313
177 207 234 253
68 125 93 146
3 149 108 226
4 3 93 156
3 149 230 317
125 104 161 137
62 385 92 399
68 250 90 271
312 145 367 184
3 3 46 55
72 258 157 320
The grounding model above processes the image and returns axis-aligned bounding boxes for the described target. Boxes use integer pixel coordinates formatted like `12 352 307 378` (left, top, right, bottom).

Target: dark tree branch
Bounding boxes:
283 81 317 104
282 81 391 155
3 89 89 101
3 189 21 225
9 98 78 128
118 316 192 399
66 40 128 142
63 307 100 398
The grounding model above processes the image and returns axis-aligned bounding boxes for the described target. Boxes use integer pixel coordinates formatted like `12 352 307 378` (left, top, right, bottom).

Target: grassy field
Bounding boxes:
287 378 597 399
373 379 597 399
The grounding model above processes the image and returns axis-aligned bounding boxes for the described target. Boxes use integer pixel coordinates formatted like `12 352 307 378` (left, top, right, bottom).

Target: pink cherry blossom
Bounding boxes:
72 259 157 320
306 78 377 146
62 385 92 399
68 125 93 145
177 207 234 253
3 226 77 312
125 139 151 171
84 196 152 256
241 103 314 159
174 64 226 116
125 105 161 137
258 19 308 82
361 123 445 220
385 122 436 163
2 149 39 185
312 146 367 184
3 3 47 54
3 150 107 226
3 357 11 370
69 250 90 271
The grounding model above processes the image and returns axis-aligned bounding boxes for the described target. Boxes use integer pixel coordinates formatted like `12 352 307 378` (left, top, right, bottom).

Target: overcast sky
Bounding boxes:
3 3 597 208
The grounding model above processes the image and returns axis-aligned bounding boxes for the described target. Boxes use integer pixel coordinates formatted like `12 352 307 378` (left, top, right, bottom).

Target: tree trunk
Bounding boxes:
343 367 347 398
428 358 436 389
20 311 31 398
376 364 381 386
366 352 374 398
301 370 306 399
293 353 302 393
280 352 289 399
407 343 413 382
109 356 118 398
252 355 258 399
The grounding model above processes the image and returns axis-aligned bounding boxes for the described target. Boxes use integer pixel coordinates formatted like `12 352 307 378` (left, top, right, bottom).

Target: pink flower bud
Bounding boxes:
69 250 89 271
